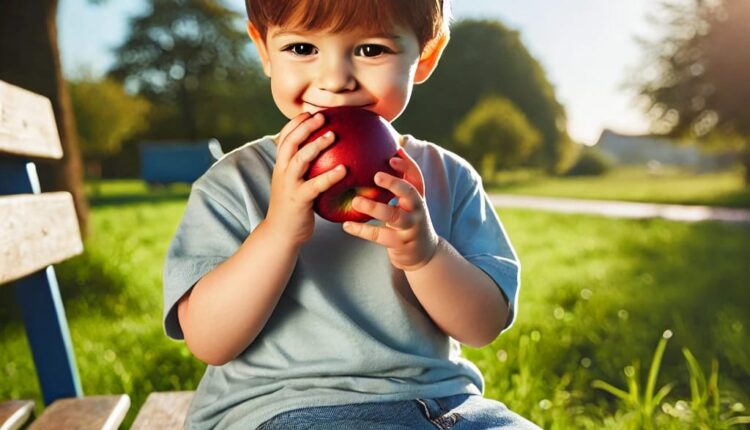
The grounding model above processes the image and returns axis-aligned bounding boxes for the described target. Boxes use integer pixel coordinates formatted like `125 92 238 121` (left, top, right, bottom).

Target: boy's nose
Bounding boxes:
316 56 357 93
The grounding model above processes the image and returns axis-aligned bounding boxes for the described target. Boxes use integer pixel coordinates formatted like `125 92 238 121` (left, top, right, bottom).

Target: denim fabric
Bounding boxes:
256 394 541 430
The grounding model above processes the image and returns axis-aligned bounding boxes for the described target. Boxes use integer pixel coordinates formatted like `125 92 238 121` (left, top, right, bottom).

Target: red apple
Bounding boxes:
302 106 402 223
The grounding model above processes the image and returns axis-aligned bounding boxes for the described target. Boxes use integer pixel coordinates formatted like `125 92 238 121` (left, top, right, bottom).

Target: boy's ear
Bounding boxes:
247 21 272 77
414 33 449 84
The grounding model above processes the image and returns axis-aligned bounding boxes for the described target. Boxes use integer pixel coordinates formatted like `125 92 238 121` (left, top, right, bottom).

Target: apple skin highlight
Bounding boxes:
303 106 402 223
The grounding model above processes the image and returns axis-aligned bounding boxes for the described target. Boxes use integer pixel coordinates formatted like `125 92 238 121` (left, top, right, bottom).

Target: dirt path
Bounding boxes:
488 194 750 224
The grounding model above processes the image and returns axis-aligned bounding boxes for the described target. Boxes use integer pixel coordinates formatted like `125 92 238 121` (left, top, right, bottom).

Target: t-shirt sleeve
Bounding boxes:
162 184 249 340
448 164 520 330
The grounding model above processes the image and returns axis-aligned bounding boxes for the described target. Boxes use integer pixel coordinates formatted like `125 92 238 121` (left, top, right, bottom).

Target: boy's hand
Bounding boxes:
342 148 439 271
265 112 347 247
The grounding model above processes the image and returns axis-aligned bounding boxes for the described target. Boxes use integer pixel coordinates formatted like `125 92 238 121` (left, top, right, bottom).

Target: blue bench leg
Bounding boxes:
15 266 83 405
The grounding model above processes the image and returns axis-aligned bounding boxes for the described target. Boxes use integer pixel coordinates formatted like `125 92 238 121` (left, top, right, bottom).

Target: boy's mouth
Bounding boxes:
304 101 374 110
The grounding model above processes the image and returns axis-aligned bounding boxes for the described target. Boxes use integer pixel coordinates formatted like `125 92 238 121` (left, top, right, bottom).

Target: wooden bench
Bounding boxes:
1 80 195 429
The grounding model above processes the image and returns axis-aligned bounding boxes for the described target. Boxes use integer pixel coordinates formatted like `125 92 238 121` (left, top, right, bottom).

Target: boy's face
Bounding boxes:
248 23 447 123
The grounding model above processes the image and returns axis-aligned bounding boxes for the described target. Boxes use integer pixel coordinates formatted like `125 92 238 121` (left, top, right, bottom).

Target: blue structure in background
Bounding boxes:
139 139 224 185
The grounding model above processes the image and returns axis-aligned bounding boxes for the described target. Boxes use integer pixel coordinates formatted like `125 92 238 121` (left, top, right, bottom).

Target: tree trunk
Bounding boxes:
179 80 198 140
0 0 90 237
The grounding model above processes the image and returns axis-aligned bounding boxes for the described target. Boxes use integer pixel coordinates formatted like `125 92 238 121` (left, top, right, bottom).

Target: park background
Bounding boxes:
1 0 750 428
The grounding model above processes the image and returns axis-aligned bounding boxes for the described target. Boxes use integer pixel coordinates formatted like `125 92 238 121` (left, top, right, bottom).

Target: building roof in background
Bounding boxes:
594 129 731 170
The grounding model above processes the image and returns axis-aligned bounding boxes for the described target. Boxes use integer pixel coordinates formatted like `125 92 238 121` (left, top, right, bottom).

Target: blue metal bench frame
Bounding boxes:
0 157 82 406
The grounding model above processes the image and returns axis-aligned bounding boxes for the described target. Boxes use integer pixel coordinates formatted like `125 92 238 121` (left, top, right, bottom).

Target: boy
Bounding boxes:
164 0 540 428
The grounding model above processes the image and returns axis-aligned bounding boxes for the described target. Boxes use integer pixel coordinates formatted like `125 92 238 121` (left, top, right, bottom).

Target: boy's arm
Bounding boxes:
343 149 513 349
177 220 300 366
403 237 510 349
177 112 345 366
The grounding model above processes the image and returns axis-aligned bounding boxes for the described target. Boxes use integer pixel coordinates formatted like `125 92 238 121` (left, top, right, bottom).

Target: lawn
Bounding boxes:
487 166 750 208
1 179 749 429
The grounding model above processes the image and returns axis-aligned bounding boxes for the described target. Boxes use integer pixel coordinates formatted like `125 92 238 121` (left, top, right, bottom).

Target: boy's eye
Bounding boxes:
355 44 391 57
284 43 317 56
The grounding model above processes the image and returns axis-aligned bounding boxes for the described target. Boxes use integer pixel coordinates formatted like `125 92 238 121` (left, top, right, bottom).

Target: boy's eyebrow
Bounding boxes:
271 29 403 41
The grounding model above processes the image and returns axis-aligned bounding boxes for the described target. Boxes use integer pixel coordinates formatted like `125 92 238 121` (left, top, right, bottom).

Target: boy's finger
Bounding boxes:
393 148 425 197
276 113 312 163
278 112 312 143
342 221 401 248
290 131 336 176
352 196 410 229
278 112 326 168
374 172 420 212
300 164 347 201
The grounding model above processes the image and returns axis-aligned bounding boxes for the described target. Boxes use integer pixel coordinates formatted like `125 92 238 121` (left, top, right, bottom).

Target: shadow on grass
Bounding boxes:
85 180 191 208
705 189 750 208
0 248 138 327
88 184 190 207
89 192 191 207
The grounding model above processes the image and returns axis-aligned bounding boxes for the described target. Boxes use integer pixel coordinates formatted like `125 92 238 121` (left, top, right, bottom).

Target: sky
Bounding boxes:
58 0 661 146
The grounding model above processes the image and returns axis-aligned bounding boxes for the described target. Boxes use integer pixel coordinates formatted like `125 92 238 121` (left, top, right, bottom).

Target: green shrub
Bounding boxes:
565 147 614 176
454 96 542 181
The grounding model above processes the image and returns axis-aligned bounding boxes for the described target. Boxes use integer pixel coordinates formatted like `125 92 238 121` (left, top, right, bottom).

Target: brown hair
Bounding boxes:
245 0 450 50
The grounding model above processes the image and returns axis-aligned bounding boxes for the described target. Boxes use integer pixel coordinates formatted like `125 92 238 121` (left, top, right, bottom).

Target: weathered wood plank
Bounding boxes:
29 395 130 430
0 80 62 160
131 391 195 430
0 400 34 430
0 193 83 285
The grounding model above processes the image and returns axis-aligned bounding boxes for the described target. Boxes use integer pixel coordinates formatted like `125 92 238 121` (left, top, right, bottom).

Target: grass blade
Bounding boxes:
592 380 631 402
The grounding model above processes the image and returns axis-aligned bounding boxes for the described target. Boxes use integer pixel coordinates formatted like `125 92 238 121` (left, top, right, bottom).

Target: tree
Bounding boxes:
635 0 750 184
108 0 281 144
454 97 541 181
69 76 151 179
0 0 91 236
396 19 574 174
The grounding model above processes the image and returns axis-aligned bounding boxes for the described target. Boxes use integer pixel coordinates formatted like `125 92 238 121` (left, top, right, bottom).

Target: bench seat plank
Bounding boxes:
0 80 62 160
28 395 130 430
0 400 35 430
0 192 83 285
131 391 195 430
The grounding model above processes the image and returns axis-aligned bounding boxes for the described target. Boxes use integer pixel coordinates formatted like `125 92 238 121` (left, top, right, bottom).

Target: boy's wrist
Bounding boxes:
256 219 304 252
402 235 442 273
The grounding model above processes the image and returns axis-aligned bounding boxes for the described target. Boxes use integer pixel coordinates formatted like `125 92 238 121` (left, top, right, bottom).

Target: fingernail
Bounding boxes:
325 130 334 138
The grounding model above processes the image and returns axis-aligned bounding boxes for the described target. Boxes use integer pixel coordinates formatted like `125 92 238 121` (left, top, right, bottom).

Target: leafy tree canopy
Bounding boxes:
69 74 151 160
107 0 283 143
397 19 573 173
634 0 750 182
109 0 252 101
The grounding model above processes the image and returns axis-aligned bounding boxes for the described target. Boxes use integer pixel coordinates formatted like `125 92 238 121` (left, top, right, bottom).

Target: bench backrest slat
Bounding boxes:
0 81 63 159
0 192 83 284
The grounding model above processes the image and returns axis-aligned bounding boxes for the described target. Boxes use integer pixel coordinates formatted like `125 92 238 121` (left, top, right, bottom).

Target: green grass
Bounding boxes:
486 167 750 208
1 179 749 429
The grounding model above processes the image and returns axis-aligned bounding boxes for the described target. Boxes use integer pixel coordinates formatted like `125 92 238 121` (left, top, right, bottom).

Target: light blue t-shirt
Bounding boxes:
163 135 520 430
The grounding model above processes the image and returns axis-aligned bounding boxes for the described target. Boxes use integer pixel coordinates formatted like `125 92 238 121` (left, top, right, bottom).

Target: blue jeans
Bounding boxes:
256 394 542 429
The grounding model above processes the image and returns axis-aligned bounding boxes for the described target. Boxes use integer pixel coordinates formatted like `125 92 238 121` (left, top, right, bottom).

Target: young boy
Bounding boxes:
163 0 540 428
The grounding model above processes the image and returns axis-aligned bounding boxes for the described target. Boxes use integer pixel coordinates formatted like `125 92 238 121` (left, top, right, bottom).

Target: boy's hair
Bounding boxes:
245 0 450 51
